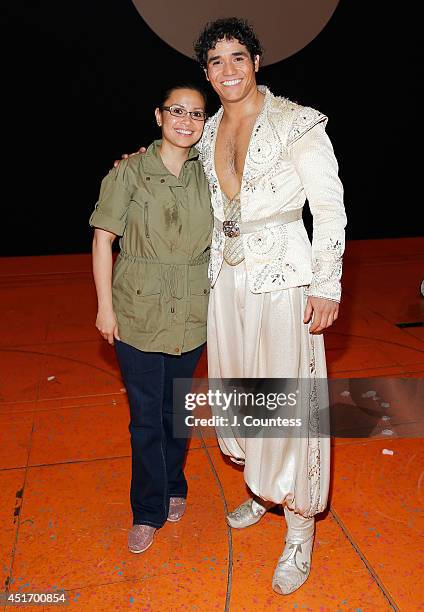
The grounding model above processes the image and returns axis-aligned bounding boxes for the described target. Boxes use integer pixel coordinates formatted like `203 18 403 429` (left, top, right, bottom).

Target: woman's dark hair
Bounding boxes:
158 83 207 108
194 17 263 68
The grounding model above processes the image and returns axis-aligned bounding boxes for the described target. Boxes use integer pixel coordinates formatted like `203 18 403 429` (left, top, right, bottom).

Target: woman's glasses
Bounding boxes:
161 105 207 121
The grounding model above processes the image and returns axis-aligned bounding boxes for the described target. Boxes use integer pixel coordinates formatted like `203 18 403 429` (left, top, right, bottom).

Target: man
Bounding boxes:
192 17 346 595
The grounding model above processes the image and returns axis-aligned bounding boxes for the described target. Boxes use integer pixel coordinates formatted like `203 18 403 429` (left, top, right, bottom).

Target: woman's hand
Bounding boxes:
96 308 120 345
303 296 339 334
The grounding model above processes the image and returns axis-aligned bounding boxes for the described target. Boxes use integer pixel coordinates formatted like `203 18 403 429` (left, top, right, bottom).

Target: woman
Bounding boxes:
89 85 212 554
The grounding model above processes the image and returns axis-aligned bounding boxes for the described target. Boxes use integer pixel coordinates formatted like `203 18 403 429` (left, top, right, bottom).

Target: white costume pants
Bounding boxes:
207 261 330 517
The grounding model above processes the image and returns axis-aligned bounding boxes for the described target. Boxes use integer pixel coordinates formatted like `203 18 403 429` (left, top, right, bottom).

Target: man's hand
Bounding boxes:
303 296 339 334
96 309 121 345
113 147 147 168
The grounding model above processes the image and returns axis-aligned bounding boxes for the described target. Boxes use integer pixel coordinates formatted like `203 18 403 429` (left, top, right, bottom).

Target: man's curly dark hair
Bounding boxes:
194 17 263 68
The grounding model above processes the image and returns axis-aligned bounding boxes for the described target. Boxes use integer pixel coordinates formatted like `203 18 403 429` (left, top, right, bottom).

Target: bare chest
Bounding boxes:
214 117 257 199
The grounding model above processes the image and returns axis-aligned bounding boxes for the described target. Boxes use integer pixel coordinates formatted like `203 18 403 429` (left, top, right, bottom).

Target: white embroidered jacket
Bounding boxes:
197 86 347 301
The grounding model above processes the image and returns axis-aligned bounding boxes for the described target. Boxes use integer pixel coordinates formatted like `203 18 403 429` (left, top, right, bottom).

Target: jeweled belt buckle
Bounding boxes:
223 220 240 238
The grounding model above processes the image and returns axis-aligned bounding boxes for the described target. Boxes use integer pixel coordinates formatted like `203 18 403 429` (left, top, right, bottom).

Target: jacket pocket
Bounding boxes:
120 265 162 332
124 265 161 297
187 275 210 328
144 202 150 239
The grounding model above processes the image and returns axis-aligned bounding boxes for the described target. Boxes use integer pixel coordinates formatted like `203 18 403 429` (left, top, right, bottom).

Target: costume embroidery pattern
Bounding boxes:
202 87 345 302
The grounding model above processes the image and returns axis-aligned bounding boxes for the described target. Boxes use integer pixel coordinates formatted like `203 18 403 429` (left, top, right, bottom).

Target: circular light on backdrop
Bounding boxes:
132 0 340 66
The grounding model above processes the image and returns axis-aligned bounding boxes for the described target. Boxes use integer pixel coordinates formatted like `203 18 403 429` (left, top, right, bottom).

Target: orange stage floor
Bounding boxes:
0 238 423 611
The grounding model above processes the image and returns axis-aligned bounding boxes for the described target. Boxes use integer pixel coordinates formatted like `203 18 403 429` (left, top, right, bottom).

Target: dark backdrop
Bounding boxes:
0 1 421 256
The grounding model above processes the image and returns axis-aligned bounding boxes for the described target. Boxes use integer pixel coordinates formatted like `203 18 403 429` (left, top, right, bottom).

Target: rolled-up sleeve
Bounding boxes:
89 161 132 236
291 121 347 302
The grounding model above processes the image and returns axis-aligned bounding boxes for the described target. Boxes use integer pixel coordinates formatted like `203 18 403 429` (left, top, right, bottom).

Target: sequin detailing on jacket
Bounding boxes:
196 86 347 301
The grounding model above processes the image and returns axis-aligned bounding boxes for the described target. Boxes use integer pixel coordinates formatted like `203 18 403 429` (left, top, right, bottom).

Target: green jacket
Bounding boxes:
89 140 212 355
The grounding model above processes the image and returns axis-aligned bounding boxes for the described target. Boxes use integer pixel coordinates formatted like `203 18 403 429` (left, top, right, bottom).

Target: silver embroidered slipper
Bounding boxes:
127 525 156 554
167 497 186 522
272 508 315 595
272 534 314 594
226 497 274 529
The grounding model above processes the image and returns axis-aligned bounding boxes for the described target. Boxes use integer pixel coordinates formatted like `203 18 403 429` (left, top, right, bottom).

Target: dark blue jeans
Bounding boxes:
115 340 204 528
